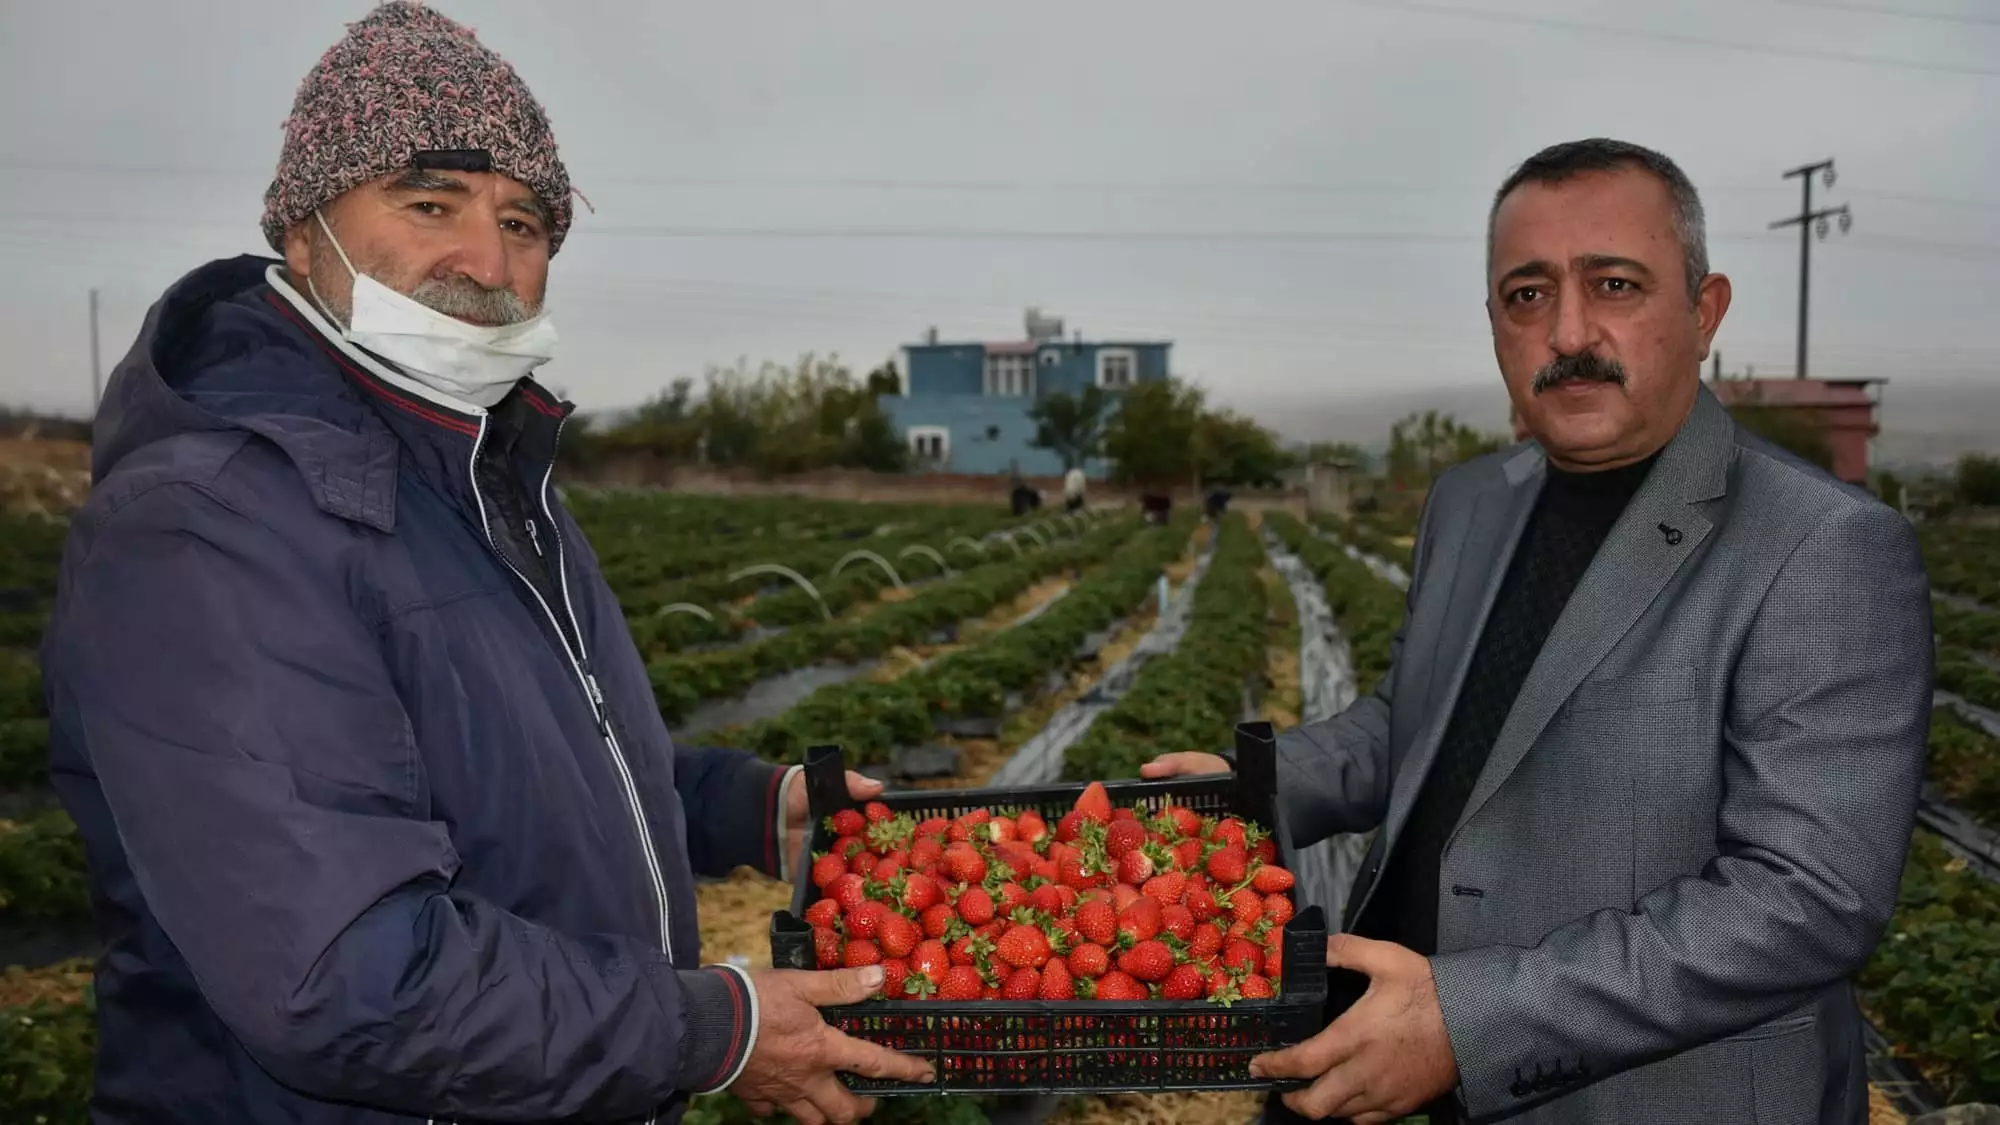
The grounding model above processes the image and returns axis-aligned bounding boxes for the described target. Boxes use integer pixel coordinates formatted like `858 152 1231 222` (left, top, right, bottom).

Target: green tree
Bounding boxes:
1194 408 1292 487
1103 379 1206 489
1026 385 1110 471
1957 453 2000 508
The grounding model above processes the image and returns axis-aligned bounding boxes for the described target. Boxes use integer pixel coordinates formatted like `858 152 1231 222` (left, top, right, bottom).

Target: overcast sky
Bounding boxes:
2 0 1995 440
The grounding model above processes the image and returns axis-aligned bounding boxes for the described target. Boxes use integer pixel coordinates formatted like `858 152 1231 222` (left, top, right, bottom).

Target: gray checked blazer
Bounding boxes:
1275 382 1934 1124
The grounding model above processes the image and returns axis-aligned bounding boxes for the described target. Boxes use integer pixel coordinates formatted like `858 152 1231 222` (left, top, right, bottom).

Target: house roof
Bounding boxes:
1708 378 1880 409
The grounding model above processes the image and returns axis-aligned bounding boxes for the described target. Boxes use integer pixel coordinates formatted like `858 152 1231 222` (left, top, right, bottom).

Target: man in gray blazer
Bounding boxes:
1144 138 1932 1123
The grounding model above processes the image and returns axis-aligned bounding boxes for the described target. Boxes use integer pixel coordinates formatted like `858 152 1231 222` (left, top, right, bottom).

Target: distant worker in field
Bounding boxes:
1147 138 1931 1124
40 5 930 1124
1063 465 1087 513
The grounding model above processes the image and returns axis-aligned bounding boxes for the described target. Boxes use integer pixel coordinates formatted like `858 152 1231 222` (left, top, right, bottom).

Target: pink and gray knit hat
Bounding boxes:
260 1 575 255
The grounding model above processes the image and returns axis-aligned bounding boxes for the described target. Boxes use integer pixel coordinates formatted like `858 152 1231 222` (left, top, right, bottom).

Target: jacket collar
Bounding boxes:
96 255 572 534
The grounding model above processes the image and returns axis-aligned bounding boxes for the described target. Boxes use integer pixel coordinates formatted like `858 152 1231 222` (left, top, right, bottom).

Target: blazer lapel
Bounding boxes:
1373 447 1544 867
1446 385 1735 844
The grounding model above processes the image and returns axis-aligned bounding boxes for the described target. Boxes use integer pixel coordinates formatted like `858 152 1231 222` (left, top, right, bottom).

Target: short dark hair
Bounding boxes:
1487 138 1709 305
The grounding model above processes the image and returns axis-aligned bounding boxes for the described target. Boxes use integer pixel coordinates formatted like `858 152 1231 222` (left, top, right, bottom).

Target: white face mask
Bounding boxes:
310 211 559 409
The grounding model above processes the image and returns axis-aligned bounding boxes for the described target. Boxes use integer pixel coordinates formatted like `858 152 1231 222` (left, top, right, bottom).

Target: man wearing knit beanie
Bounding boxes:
40 5 931 1124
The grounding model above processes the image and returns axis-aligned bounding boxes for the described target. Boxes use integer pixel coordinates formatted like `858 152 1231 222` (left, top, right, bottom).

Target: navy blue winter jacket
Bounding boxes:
42 256 790 1124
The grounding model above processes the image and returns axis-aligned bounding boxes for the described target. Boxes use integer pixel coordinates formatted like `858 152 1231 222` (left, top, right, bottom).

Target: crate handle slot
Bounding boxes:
804 743 853 822
770 910 814 971
1231 721 1278 833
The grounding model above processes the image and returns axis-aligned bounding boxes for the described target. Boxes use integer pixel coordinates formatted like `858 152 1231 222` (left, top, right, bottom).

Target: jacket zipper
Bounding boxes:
466 415 675 959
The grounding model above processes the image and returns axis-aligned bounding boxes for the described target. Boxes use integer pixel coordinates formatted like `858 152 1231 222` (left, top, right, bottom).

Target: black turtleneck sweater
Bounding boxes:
1357 451 1661 962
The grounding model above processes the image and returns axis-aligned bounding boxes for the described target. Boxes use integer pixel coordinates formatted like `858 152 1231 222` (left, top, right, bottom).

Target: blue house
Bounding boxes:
883 309 1171 479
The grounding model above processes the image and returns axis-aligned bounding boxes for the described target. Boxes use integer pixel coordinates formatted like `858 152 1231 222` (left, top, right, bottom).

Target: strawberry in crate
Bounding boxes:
797 778 1298 1004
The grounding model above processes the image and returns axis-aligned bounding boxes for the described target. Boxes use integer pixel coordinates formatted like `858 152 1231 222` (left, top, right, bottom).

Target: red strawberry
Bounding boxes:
804 898 842 928
1055 809 1084 843
959 808 993 830
1229 890 1265 927
1252 866 1296 894
1029 884 1064 914
1112 806 1138 822
831 874 868 914
917 816 952 838
1239 973 1274 999
1252 837 1278 866
910 836 945 869
811 852 847 890
1117 849 1156 886
880 957 909 998
986 816 1017 846
1206 845 1248 885
1191 922 1226 961
1002 965 1042 999
848 849 879 877
997 923 1052 969
921 903 956 939
1207 969 1237 998
1015 809 1049 844
834 835 865 860
878 912 920 959
1162 963 1207 1001
864 801 893 824
1118 897 1163 943
1164 805 1203 839
1031 856 1061 884
1212 818 1248 850
900 873 942 914
1074 781 1113 825
813 925 842 969
1263 894 1295 927
1143 873 1188 907
1160 904 1196 942
1093 971 1148 1000
1173 839 1204 871
912 939 951 986
830 808 867 838
1054 885 1079 913
1068 942 1111 979
1111 884 1142 913
940 965 984 1000
1264 940 1284 979
982 985 1002 999
1049 915 1080 947
872 856 904 883
847 901 888 939
956 886 996 926
1186 884 1220 923
1223 938 1263 975
1105 819 1148 859
843 939 883 968
945 844 988 885
1039 957 1075 999
1075 899 1117 946
1117 939 1174 983
996 882 1031 915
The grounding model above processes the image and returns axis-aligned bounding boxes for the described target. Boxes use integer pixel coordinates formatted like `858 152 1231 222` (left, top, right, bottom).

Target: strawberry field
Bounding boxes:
3 482 1997 1122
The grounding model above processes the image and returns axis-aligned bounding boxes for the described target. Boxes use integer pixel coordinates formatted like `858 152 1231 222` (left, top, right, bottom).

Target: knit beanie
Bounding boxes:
259 1 575 255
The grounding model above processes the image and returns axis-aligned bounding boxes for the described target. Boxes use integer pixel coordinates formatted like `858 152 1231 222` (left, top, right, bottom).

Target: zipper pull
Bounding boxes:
526 518 544 558
585 673 611 735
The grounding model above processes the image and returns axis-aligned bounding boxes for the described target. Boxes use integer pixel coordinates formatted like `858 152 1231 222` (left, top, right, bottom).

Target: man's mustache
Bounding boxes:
1531 352 1628 394
409 277 537 327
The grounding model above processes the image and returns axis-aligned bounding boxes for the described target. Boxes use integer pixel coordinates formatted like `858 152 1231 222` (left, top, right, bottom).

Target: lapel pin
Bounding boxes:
1658 522 1684 546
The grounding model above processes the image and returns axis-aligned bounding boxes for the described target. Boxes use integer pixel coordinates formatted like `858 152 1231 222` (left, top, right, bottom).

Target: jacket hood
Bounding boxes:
94 255 406 530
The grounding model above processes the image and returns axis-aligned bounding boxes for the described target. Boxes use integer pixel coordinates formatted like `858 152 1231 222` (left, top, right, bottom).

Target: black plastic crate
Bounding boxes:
769 721 1334 1095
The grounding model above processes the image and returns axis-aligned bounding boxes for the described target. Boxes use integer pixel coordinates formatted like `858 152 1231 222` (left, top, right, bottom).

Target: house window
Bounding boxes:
1096 348 1137 389
908 426 949 464
985 354 1034 397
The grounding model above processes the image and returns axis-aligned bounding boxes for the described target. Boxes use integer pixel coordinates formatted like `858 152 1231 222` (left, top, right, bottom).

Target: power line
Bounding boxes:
1769 0 2000 28
1768 158 1855 380
1330 0 2000 76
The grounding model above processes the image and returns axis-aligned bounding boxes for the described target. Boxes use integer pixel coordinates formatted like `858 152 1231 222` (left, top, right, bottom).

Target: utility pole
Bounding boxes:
88 287 103 414
1768 159 1852 381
